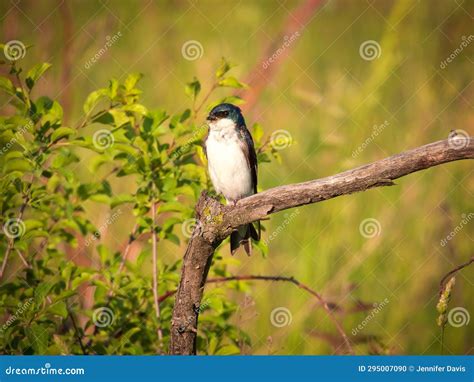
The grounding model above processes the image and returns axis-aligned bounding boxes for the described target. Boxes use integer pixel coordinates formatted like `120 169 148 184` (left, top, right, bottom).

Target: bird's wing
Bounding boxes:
237 124 258 193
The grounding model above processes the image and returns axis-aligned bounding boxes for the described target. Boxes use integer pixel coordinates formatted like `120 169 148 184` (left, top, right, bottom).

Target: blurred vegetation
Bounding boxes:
0 0 473 355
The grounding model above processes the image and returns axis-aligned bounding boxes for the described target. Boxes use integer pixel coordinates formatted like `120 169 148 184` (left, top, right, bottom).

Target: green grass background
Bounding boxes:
1 0 472 354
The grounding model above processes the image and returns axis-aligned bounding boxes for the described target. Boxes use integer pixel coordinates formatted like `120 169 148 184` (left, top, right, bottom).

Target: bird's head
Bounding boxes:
206 103 244 130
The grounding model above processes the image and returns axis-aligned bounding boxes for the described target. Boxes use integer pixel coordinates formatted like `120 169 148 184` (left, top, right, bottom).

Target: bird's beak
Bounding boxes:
206 115 217 122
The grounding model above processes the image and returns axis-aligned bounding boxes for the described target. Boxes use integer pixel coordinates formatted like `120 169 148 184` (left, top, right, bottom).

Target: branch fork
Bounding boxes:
170 138 473 355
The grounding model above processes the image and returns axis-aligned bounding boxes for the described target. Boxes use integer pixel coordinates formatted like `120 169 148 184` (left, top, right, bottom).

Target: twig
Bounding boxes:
151 195 164 348
118 223 139 274
194 83 218 118
439 256 474 296
207 275 353 354
67 306 87 355
14 248 30 269
1 186 31 279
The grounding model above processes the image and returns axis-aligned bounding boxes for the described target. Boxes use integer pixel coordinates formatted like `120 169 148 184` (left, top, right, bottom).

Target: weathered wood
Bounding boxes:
169 137 473 355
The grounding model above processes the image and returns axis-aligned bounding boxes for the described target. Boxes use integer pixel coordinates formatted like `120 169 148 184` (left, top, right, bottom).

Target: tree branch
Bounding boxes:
169 137 473 355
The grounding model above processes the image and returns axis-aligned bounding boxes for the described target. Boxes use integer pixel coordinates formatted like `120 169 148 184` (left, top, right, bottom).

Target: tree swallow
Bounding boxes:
205 103 260 255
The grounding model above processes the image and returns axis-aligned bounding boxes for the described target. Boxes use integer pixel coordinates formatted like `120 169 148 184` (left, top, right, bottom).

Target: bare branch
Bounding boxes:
169 138 473 355
439 256 474 296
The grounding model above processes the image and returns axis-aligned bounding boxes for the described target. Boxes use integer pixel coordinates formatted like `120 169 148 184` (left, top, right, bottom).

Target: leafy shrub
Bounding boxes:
0 48 276 355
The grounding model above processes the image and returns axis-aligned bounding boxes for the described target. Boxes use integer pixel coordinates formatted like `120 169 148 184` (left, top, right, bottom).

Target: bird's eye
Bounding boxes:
216 111 229 118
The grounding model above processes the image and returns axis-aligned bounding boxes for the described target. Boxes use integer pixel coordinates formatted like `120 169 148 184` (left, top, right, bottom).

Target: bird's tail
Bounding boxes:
230 221 260 256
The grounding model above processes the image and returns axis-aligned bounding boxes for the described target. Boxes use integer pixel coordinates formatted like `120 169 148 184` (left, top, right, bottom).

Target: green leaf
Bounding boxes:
34 282 54 304
37 98 63 125
25 63 52 90
110 194 134 208
218 76 246 89
24 219 44 231
124 73 143 91
50 127 76 142
26 323 49 354
4 157 33 174
252 123 264 144
185 78 201 100
215 58 234 79
47 300 68 318
108 78 119 99
83 88 108 114
109 109 130 127
123 103 148 115
0 76 15 95
215 344 241 355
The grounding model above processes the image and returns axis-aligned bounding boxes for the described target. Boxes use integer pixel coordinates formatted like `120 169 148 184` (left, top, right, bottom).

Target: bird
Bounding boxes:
204 103 260 255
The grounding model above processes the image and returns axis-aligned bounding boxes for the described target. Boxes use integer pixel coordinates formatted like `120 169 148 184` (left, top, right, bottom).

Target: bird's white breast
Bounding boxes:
206 121 253 202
